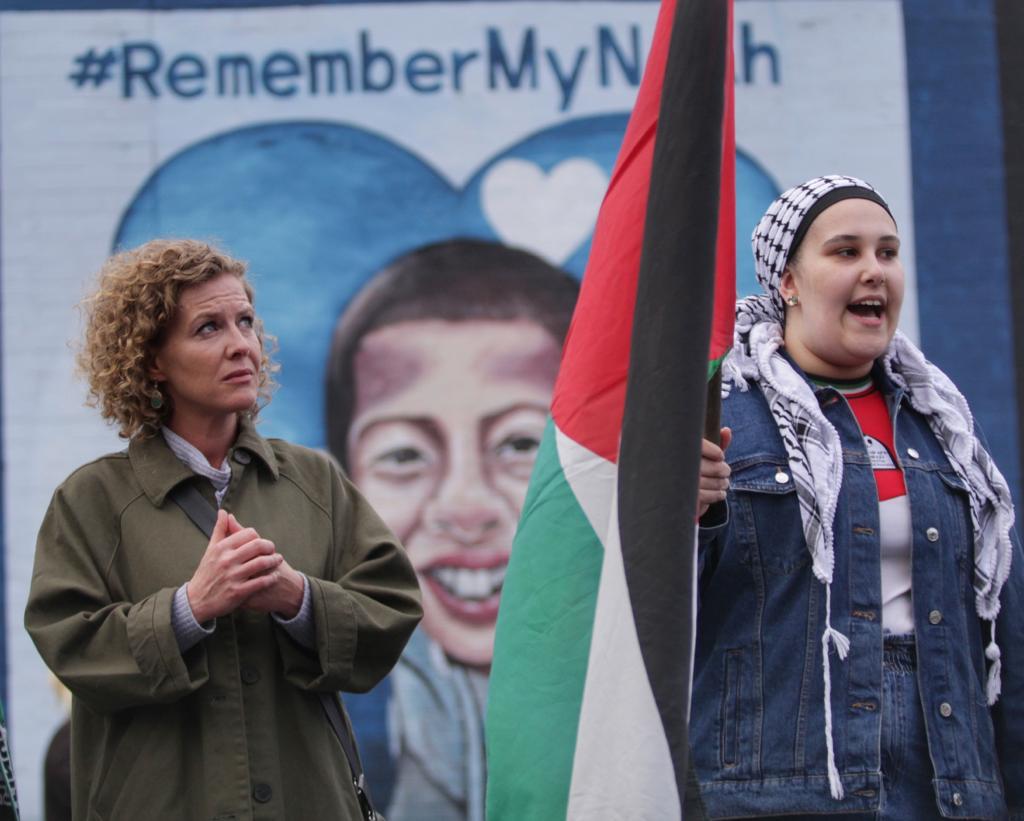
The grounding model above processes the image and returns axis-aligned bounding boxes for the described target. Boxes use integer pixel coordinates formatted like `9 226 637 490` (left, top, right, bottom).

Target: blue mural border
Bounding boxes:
0 61 5 713
996 0 1024 500
2 0 655 9
902 0 1020 502
0 0 880 10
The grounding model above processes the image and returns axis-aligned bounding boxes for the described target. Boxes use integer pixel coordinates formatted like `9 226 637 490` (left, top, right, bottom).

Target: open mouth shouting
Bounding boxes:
422 555 508 624
847 296 886 325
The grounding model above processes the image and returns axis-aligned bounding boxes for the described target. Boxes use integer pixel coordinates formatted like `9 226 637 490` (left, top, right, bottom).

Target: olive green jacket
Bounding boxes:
25 421 422 821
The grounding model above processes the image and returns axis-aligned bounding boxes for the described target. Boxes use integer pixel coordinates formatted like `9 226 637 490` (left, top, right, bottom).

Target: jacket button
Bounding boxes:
926 527 940 542
907 447 920 459
241 667 260 685
774 471 789 484
233 449 252 465
928 610 942 625
952 792 964 807
939 702 953 718
253 782 273 803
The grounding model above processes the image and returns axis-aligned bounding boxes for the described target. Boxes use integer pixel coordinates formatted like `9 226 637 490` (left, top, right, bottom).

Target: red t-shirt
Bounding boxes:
813 376 906 501
812 374 914 632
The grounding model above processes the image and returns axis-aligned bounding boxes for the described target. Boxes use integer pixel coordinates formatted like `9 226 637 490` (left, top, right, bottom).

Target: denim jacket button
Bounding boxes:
907 447 920 459
940 702 953 718
774 470 789 484
952 792 964 807
926 527 940 542
928 610 942 625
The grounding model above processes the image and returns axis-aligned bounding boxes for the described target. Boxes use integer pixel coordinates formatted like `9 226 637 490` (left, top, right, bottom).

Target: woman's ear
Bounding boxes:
147 356 165 383
780 267 798 302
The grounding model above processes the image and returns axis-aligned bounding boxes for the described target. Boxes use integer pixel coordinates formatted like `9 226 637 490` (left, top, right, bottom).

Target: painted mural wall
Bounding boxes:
0 1 1015 818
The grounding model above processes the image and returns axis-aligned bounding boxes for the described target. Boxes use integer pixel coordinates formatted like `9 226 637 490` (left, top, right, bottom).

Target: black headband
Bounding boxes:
787 186 897 265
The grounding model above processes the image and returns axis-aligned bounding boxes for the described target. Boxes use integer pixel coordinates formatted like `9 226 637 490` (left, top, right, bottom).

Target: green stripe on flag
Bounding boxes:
707 349 730 381
486 420 605 819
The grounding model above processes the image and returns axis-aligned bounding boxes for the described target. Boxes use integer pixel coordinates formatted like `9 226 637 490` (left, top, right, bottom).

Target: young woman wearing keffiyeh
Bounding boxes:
692 175 1024 820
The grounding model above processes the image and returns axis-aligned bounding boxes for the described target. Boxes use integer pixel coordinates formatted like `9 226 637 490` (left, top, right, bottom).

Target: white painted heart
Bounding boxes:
481 157 608 265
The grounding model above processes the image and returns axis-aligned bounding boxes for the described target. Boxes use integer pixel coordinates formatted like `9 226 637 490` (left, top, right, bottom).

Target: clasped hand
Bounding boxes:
698 427 732 519
186 510 304 624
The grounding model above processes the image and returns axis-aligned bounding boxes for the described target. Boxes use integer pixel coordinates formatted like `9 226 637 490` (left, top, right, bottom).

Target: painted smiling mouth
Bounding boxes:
428 564 507 601
847 298 885 319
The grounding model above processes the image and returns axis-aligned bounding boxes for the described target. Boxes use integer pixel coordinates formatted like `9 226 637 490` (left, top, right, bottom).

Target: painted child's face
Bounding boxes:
347 318 561 667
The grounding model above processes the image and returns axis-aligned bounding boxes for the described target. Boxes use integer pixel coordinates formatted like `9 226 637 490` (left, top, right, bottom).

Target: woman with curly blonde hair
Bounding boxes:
78 239 276 439
25 239 422 821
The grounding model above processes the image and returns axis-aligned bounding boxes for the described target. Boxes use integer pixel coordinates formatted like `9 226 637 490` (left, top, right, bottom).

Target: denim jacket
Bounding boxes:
694 364 1024 820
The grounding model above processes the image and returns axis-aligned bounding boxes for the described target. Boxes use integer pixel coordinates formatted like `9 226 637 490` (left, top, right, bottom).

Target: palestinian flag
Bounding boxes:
485 0 735 817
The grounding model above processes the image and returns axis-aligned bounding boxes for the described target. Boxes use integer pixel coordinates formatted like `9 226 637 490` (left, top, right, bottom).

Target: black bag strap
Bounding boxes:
169 482 217 537
319 691 378 820
167 482 380 821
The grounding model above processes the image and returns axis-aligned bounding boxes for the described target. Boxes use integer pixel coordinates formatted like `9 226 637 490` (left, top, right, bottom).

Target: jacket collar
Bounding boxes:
129 415 279 506
870 358 901 398
233 416 280 479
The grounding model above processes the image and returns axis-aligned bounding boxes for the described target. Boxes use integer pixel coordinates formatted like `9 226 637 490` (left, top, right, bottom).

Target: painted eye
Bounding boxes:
383 447 423 463
370 446 430 481
497 435 540 456
494 434 541 479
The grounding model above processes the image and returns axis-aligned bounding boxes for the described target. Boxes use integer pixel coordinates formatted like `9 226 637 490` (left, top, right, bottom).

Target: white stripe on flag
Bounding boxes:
555 426 618 543
565 478 680 821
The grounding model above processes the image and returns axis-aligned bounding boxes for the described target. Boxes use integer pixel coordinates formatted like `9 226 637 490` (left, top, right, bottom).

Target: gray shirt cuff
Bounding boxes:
272 573 315 649
172 583 216 652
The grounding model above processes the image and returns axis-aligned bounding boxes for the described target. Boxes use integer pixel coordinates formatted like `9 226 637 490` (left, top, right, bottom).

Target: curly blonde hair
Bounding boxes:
78 239 277 439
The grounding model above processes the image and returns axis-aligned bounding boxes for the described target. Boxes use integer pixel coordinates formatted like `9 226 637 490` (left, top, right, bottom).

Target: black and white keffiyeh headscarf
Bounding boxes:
722 174 1015 800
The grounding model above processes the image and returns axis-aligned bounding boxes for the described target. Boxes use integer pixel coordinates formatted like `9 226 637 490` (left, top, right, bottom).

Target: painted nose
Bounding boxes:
423 451 505 546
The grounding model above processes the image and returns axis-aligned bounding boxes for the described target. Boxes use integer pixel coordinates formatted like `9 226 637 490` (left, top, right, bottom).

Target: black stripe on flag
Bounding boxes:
618 0 729 813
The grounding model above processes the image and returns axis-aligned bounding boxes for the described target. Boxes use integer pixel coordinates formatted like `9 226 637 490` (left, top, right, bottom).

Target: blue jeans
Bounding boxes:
769 635 945 821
